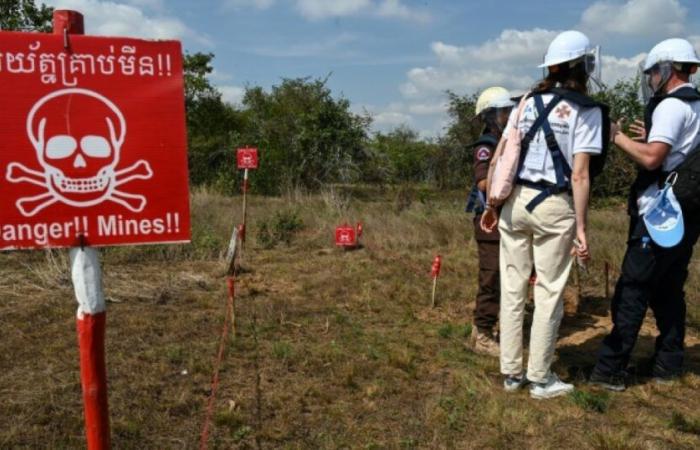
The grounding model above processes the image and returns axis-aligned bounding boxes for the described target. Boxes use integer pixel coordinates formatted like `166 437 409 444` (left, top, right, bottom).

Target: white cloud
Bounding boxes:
580 0 686 38
373 110 412 127
689 35 700 50
222 0 276 10
601 53 646 85
388 0 694 137
399 28 557 101
431 29 559 66
250 33 359 58
44 0 211 46
294 0 430 22
407 101 448 116
219 85 246 105
295 0 370 19
124 0 164 11
376 0 430 23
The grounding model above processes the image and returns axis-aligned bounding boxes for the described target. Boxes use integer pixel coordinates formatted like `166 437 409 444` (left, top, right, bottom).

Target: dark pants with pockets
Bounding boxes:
473 215 500 333
594 215 700 378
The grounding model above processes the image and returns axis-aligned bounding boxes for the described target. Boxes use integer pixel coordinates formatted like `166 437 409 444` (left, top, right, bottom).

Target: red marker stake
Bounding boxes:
431 255 442 308
55 10 111 450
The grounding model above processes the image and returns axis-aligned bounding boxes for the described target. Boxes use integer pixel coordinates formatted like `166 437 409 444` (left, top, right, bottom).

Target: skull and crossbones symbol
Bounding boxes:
6 88 153 217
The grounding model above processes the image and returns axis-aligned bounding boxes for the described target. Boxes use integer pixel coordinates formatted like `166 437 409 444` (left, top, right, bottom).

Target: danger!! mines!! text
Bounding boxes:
1 213 181 246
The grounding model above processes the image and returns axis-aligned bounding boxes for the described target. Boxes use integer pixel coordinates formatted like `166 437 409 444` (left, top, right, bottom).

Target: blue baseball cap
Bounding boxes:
643 185 684 248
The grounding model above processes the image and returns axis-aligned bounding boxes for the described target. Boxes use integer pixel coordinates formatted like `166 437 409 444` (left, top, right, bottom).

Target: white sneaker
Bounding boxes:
503 374 527 392
529 373 574 399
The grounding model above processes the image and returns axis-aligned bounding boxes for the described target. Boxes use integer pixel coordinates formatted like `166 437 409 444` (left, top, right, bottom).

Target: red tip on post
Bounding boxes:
77 313 110 450
52 10 85 35
431 255 442 278
356 222 363 238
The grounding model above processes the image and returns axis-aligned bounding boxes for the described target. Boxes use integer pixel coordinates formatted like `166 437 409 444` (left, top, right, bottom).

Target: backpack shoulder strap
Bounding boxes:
666 86 700 102
520 93 562 147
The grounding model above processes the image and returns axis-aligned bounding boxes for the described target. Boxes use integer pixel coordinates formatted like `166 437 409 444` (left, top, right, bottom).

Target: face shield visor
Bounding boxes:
640 61 673 103
480 106 512 134
584 46 604 92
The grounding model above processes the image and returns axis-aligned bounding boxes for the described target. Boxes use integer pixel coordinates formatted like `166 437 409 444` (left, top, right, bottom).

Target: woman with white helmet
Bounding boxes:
591 38 700 391
481 30 609 398
466 87 514 357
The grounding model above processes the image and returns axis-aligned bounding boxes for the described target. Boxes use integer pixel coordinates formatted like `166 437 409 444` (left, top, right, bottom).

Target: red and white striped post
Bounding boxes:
54 10 111 450
430 255 442 308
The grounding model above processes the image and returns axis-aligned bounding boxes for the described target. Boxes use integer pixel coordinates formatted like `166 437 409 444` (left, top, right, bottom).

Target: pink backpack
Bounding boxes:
489 93 530 205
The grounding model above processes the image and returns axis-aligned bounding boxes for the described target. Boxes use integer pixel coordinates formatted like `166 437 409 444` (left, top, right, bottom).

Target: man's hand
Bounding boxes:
480 207 499 233
571 229 590 262
629 119 647 142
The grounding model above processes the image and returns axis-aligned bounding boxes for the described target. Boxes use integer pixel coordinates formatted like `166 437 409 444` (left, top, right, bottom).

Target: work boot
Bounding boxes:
470 327 500 357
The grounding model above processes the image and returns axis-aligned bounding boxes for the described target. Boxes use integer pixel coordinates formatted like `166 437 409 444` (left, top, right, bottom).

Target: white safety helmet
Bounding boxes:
643 38 700 72
539 30 593 69
475 87 515 116
640 38 700 102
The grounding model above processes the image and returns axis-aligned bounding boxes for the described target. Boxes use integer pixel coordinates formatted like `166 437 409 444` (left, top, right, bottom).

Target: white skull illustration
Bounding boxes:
6 88 153 217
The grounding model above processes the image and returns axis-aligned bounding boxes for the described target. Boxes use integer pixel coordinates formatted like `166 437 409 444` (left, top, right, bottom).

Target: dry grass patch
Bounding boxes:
1 187 700 448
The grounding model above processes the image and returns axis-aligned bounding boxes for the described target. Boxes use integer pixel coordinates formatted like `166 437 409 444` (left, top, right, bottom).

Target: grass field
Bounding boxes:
2 186 700 449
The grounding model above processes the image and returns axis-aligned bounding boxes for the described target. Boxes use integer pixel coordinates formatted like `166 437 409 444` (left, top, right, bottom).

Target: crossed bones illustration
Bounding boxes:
6 88 153 217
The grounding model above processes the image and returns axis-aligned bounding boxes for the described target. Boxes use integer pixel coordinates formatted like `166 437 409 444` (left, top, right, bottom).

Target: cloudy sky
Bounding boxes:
42 0 700 137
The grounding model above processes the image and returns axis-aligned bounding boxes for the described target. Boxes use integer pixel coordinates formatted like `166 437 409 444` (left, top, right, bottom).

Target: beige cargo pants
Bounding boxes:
498 185 575 383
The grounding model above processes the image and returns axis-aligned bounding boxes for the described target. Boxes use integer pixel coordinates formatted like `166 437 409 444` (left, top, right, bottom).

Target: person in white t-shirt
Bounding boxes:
591 38 700 391
480 30 607 399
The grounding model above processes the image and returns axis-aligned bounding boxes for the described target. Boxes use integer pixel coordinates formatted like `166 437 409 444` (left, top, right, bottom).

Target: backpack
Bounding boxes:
491 89 609 212
489 94 529 205
628 87 700 216
669 143 700 212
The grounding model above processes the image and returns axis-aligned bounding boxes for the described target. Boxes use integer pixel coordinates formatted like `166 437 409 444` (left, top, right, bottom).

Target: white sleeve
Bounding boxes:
572 107 603 155
648 99 686 147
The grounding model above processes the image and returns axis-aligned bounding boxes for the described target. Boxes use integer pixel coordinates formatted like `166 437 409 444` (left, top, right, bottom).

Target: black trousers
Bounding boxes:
473 215 500 332
594 215 700 378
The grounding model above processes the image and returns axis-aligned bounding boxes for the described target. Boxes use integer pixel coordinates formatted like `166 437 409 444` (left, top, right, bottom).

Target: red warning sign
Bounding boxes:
335 224 357 247
236 147 258 170
0 31 190 250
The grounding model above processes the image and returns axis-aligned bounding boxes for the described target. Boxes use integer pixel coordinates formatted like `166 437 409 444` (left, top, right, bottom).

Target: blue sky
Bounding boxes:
43 0 700 137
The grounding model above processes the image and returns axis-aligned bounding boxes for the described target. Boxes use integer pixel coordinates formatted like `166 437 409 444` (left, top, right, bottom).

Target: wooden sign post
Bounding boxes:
236 147 258 260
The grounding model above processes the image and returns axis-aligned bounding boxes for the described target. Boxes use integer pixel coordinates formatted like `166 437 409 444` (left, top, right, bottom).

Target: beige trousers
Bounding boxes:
498 185 575 383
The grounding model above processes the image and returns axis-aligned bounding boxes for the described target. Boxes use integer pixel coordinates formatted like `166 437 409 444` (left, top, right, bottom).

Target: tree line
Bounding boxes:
186 52 644 197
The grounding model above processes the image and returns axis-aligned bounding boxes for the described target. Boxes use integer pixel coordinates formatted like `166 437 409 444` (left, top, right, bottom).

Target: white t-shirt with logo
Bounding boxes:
637 83 700 215
504 93 603 185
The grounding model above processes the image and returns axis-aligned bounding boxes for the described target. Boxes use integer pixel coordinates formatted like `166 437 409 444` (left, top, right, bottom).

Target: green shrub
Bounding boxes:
256 210 304 248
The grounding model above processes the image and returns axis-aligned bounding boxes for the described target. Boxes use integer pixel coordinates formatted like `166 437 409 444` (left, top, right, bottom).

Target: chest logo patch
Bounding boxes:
556 104 572 119
476 147 491 161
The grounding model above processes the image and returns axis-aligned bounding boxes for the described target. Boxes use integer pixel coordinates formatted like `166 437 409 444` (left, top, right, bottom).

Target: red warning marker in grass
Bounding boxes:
335 224 357 247
431 255 442 308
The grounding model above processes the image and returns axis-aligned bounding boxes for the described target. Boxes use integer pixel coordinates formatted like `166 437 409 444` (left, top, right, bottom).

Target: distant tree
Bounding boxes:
592 78 645 198
183 52 244 188
435 91 482 190
239 77 371 194
0 0 53 32
370 125 437 183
